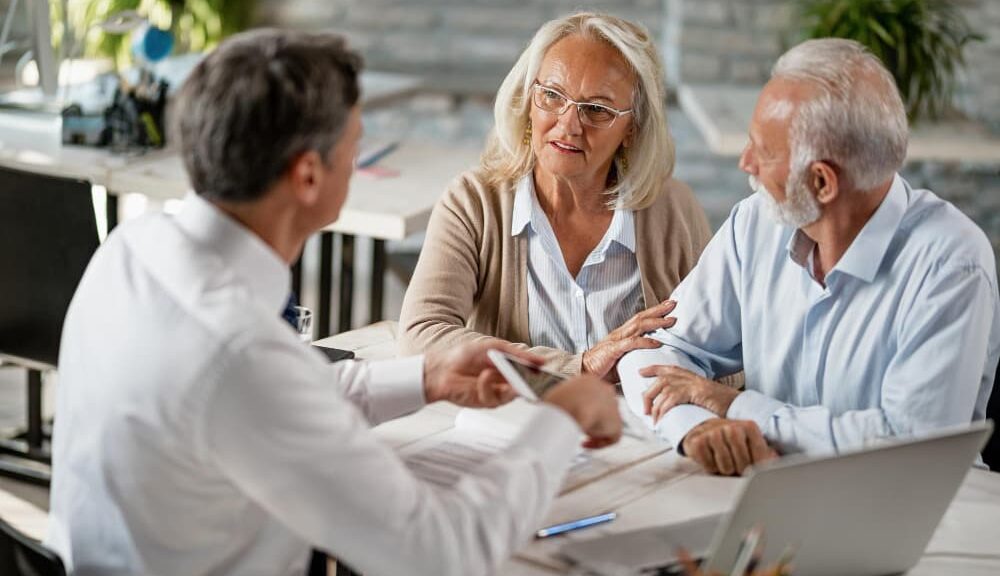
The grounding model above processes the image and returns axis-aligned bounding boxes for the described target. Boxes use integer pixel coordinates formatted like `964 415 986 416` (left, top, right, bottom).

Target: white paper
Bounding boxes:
398 398 670 493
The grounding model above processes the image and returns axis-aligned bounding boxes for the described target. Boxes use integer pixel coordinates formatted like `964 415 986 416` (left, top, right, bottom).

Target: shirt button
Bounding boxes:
575 290 584 299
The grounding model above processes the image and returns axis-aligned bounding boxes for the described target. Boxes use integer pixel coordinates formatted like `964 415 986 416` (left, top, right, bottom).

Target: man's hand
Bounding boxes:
542 374 623 449
582 300 677 381
681 419 777 476
423 340 539 408
641 365 740 422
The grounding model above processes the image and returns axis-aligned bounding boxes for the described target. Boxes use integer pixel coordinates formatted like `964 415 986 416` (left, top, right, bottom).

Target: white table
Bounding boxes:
109 142 483 336
316 323 1000 575
3 326 996 573
0 71 423 220
107 141 480 240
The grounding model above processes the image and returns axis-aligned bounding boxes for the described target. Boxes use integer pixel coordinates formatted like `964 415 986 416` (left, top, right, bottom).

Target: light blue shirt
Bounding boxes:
619 175 1000 456
512 175 643 353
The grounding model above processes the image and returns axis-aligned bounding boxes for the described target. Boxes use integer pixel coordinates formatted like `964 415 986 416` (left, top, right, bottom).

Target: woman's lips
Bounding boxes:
550 141 583 154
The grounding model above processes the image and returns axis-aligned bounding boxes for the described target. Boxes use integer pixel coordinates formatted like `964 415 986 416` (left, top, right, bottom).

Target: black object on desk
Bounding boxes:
313 346 355 363
0 516 66 576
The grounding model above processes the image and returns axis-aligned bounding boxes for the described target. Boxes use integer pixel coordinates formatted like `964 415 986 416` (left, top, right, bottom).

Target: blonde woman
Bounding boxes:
400 12 712 378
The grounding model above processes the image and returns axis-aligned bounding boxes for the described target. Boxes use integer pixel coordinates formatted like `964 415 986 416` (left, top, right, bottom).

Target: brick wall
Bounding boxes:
662 0 790 86
255 0 666 93
957 0 1000 132
667 0 999 130
257 0 997 129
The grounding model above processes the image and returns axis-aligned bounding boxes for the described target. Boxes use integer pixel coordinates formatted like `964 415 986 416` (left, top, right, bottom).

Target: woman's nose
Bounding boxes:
556 103 584 135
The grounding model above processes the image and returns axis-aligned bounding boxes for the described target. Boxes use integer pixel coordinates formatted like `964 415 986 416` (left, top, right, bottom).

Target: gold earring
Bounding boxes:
619 149 629 175
523 122 532 146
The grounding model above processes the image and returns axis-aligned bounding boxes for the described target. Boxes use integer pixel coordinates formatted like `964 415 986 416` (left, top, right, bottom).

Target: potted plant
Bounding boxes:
795 0 983 121
51 0 255 70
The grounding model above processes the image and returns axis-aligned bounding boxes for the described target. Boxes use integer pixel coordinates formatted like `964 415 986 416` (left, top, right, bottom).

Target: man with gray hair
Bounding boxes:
619 38 999 475
47 29 623 575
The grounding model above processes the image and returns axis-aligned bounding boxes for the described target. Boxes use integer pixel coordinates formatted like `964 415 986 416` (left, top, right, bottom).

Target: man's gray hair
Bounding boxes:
174 29 361 202
771 38 908 192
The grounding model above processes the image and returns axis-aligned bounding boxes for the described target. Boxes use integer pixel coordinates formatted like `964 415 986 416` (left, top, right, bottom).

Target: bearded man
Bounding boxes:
618 38 1000 476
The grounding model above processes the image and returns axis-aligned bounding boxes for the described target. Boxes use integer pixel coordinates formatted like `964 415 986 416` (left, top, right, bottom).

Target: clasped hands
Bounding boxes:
640 365 778 476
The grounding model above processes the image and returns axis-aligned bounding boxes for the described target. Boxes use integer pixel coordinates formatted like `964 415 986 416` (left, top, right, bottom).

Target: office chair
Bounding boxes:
0 516 66 576
984 359 1000 471
0 166 100 485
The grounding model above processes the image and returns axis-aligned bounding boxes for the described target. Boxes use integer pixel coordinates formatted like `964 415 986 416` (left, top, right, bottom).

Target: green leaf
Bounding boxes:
794 0 984 121
54 0 255 69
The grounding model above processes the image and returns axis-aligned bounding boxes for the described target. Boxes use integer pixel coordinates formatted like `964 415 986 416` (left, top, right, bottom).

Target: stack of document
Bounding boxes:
397 398 670 495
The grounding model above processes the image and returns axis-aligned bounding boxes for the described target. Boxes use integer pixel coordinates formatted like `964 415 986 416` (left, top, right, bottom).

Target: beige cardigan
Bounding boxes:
399 169 714 375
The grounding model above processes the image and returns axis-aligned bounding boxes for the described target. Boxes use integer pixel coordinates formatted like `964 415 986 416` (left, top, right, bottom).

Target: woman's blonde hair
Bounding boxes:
481 12 675 210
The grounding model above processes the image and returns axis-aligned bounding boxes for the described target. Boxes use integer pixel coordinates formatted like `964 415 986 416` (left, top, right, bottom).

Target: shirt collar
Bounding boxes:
511 175 533 237
174 193 290 315
785 227 815 269
509 174 636 253
785 173 908 284
830 173 908 283
607 208 636 253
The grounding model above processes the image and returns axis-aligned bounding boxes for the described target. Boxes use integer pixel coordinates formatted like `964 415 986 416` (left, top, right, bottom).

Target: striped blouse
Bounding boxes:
511 175 643 354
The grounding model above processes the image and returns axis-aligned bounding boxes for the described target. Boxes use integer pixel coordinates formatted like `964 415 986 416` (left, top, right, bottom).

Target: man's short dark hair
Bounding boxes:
174 29 361 202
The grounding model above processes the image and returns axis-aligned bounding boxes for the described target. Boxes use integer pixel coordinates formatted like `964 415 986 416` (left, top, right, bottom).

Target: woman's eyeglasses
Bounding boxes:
531 82 633 129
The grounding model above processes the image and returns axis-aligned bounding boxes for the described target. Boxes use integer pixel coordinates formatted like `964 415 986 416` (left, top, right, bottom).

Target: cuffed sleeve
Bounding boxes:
726 390 784 433
659 405 718 453
365 355 427 424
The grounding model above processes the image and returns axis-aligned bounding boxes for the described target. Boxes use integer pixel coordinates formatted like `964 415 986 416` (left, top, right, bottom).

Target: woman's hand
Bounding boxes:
582 300 677 380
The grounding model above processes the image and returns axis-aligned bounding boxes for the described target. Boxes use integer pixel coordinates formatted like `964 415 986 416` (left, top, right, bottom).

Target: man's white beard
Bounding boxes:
749 174 821 228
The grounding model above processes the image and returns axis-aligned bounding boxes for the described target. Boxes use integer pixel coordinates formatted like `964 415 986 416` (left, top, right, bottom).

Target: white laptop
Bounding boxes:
561 421 993 576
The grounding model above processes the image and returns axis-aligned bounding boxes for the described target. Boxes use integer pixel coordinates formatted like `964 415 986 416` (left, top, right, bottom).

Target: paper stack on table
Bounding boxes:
397 398 671 495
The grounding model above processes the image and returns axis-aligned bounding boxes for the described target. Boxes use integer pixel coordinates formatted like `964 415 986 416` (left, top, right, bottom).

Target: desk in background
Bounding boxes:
317 323 1000 576
108 142 483 336
0 71 485 337
0 71 421 224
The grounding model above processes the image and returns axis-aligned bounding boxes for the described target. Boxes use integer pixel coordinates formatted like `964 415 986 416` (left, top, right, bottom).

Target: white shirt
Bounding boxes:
512 175 643 353
620 175 999 456
48 193 581 576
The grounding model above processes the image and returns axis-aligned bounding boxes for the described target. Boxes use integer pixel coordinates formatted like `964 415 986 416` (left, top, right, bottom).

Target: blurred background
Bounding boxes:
0 0 998 499
1 0 997 287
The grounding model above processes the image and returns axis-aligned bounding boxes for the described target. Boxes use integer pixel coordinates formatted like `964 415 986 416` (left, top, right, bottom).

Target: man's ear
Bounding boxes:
811 161 839 205
287 150 323 206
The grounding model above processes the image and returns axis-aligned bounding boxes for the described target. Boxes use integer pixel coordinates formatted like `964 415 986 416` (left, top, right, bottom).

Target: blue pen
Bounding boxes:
357 141 399 168
535 512 617 538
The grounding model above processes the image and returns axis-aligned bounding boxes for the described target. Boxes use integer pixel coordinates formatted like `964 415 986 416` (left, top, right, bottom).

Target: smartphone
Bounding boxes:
487 349 566 401
488 350 655 442
313 345 355 363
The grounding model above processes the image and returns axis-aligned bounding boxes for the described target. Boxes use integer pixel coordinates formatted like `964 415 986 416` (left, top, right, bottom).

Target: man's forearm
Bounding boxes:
618 348 717 449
